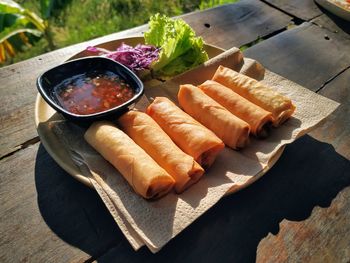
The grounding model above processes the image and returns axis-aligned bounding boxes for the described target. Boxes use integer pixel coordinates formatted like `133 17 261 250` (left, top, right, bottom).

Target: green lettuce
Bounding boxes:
144 14 209 78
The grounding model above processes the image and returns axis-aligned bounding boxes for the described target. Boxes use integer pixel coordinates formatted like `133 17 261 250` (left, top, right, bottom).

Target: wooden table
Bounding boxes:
1 0 349 262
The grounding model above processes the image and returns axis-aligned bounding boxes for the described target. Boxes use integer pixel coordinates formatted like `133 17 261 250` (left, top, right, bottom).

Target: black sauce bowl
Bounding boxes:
36 56 144 124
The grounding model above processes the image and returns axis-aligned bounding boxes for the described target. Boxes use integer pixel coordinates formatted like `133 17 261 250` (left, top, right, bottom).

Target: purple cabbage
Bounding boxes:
86 43 159 72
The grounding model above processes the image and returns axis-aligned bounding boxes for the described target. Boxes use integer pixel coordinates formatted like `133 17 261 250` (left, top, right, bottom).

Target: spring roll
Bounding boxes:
146 97 224 169
118 111 204 193
84 121 175 199
178 84 250 149
199 80 273 138
212 66 296 126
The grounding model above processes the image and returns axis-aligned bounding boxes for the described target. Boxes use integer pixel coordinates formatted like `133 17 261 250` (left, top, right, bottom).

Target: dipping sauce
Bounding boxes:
55 70 135 115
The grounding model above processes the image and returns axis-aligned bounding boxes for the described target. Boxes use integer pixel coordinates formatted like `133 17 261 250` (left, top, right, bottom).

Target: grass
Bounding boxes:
3 0 238 66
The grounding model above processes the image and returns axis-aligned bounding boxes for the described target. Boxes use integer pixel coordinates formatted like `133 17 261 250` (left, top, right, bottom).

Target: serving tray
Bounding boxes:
34 36 284 195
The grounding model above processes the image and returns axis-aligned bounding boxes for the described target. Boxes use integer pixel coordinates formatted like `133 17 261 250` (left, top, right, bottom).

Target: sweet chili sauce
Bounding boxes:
54 70 135 115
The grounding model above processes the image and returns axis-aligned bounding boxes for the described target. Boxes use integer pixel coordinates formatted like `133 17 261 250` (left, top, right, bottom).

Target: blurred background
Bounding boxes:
0 0 237 67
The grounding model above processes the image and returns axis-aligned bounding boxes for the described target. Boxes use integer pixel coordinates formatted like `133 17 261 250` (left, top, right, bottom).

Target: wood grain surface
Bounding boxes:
96 9 350 262
181 0 292 49
264 0 323 20
0 1 350 262
244 22 350 92
310 68 350 159
257 185 350 263
243 12 350 262
0 142 134 262
0 143 88 262
312 13 350 39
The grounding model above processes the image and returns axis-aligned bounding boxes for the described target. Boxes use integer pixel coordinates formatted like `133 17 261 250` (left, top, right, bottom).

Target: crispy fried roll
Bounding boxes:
212 66 296 126
199 80 273 138
146 97 224 169
178 84 250 149
118 111 204 193
84 121 175 199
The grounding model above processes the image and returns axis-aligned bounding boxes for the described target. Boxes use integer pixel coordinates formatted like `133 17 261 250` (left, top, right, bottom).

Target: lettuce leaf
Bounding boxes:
144 14 208 78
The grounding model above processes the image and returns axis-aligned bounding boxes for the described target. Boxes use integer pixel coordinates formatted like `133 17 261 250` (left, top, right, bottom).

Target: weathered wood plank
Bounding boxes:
309 68 350 160
96 16 350 262
96 135 350 262
244 22 350 92
1 4 349 262
0 0 292 158
0 143 131 262
311 13 350 39
254 68 350 262
264 0 323 20
182 0 292 49
256 186 350 263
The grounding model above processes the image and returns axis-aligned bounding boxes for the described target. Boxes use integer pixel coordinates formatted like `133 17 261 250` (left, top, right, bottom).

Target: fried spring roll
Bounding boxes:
146 97 224 169
199 80 273 138
212 66 296 126
178 84 250 149
84 121 175 199
118 111 204 193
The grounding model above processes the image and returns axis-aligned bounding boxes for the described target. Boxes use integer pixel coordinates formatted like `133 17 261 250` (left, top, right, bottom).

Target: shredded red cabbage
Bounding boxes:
86 43 159 72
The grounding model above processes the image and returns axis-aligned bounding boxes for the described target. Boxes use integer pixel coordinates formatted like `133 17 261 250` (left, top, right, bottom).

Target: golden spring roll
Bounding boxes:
178 84 250 149
212 66 296 126
118 111 204 193
146 97 224 169
199 80 273 138
84 121 175 199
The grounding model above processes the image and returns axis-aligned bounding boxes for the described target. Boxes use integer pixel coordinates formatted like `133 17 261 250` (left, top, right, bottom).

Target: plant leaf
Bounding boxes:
144 14 208 78
0 43 5 62
18 32 30 45
40 0 55 19
3 39 14 57
0 0 46 32
0 0 24 14
22 9 46 32
0 27 42 43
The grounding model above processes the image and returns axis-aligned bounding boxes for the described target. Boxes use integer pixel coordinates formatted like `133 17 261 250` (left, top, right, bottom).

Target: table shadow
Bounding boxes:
34 143 130 258
96 135 350 262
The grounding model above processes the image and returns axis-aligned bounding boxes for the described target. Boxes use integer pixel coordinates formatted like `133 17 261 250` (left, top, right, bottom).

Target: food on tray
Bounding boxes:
144 14 209 78
86 14 209 79
84 121 175 199
198 80 273 138
54 70 135 115
329 0 350 11
146 97 224 169
178 84 250 149
86 44 160 73
118 110 204 193
212 66 296 126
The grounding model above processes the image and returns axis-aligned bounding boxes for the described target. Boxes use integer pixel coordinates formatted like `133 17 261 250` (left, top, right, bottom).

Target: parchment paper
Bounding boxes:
46 47 339 253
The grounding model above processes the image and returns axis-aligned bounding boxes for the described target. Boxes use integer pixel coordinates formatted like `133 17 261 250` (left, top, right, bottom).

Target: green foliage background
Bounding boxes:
3 0 236 66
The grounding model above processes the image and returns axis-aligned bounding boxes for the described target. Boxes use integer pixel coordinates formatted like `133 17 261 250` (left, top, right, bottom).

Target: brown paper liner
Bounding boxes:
42 47 339 252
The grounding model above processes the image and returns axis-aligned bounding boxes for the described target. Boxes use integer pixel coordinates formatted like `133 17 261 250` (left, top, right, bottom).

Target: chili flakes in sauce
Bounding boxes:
55 71 135 115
